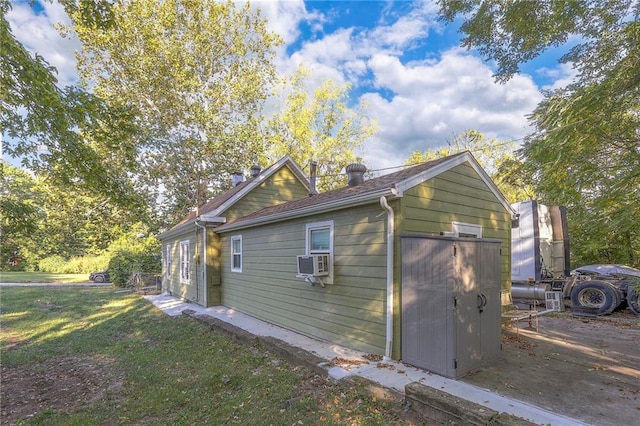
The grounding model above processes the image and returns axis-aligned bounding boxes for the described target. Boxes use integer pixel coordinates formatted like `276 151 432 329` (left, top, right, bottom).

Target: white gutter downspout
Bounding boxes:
194 219 207 304
380 196 394 361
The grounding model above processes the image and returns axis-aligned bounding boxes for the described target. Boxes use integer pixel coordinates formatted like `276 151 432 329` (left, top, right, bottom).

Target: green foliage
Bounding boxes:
1 1 142 206
0 161 44 270
405 130 534 203
3 161 158 272
108 251 160 287
438 0 636 83
266 67 376 192
439 0 640 267
37 255 67 273
72 0 282 223
38 254 109 274
107 225 161 286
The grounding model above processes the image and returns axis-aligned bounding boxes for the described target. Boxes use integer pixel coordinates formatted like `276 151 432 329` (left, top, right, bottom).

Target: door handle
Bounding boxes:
478 293 487 312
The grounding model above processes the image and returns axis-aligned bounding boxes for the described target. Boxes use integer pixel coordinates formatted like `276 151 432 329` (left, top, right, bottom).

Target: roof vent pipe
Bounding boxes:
345 163 367 186
309 160 318 195
232 171 244 186
250 164 261 178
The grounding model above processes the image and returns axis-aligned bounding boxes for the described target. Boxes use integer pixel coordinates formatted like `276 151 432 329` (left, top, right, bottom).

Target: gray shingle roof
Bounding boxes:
218 152 468 230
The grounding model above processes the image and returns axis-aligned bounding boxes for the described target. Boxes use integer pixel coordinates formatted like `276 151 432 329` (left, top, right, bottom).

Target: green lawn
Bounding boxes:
0 272 90 283
0 287 415 425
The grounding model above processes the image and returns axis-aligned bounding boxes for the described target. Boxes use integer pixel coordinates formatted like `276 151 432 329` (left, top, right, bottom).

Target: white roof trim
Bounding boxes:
158 156 309 240
396 151 515 216
210 155 310 218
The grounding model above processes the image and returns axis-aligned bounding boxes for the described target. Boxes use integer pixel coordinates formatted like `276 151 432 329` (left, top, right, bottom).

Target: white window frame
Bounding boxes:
180 240 190 283
452 221 482 238
165 245 171 279
230 235 242 273
306 220 334 256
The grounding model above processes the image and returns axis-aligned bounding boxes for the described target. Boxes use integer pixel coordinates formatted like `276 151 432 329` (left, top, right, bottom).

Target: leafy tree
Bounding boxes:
107 224 161 287
1 0 141 206
29 179 149 261
406 130 535 203
266 68 376 192
72 0 282 224
439 0 640 267
0 161 43 270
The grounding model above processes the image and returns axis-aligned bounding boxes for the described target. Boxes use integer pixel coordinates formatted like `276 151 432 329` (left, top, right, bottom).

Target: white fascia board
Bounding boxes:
395 152 516 217
159 216 226 240
158 221 196 241
197 214 226 225
216 187 398 233
210 156 311 218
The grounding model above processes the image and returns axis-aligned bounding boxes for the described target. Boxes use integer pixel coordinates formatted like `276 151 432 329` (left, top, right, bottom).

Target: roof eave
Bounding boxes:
207 155 311 218
396 151 516 217
216 187 399 233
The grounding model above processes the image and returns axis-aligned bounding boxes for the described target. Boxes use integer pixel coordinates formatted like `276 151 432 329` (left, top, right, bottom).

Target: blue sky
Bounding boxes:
5 0 575 172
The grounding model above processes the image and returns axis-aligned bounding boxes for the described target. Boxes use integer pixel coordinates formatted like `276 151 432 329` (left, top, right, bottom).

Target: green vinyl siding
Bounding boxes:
219 203 389 355
398 163 512 291
205 229 222 306
225 166 309 222
163 230 202 304
160 163 309 308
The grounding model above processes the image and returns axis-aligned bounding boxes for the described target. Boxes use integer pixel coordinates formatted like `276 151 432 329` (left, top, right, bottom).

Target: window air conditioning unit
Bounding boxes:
296 254 330 277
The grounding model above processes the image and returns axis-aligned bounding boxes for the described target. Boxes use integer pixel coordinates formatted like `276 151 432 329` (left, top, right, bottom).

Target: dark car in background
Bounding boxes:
89 269 110 283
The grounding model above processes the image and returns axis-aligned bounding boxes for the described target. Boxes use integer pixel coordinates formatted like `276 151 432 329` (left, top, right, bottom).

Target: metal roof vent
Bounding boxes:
345 163 367 186
232 171 244 186
250 164 261 178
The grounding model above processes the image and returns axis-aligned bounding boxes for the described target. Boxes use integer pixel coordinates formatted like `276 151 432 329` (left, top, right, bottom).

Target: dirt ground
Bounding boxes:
462 309 640 426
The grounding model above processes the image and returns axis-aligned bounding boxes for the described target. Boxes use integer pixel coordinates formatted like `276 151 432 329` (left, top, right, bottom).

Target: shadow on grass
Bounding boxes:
0 286 413 425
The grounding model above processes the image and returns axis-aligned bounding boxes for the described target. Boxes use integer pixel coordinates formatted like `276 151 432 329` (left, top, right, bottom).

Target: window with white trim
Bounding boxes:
452 221 482 238
231 235 242 272
180 240 190 283
306 221 333 255
166 245 171 279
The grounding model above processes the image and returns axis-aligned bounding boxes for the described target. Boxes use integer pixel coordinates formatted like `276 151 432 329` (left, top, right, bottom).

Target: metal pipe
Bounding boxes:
380 196 394 361
194 219 207 304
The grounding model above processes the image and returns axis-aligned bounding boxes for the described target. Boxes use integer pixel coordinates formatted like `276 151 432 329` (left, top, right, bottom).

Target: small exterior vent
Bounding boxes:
296 254 330 277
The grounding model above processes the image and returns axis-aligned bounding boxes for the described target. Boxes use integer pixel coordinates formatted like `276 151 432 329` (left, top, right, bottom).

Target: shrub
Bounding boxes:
108 251 161 287
38 255 68 273
38 254 109 274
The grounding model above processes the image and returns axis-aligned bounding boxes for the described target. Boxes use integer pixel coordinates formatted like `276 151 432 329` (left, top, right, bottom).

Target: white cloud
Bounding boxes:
7 2 81 87
270 2 543 172
539 63 579 91
361 50 542 170
6 0 550 175
254 0 308 46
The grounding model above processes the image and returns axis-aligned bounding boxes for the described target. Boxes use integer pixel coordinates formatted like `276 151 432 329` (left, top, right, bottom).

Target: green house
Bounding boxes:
160 151 514 362
158 156 310 307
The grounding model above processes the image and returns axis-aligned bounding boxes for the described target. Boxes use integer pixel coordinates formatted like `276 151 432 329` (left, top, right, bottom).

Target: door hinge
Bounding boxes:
453 296 457 308
453 244 457 257
453 359 457 369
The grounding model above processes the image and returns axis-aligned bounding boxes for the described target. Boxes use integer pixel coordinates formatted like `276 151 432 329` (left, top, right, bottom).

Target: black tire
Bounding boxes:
94 274 105 283
627 286 639 315
570 280 621 315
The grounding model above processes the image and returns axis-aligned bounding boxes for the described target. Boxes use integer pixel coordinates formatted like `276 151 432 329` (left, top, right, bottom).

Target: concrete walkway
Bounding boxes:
144 293 586 426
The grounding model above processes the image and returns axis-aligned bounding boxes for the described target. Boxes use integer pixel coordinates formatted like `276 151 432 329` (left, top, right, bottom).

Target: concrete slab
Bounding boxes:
144 293 586 426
